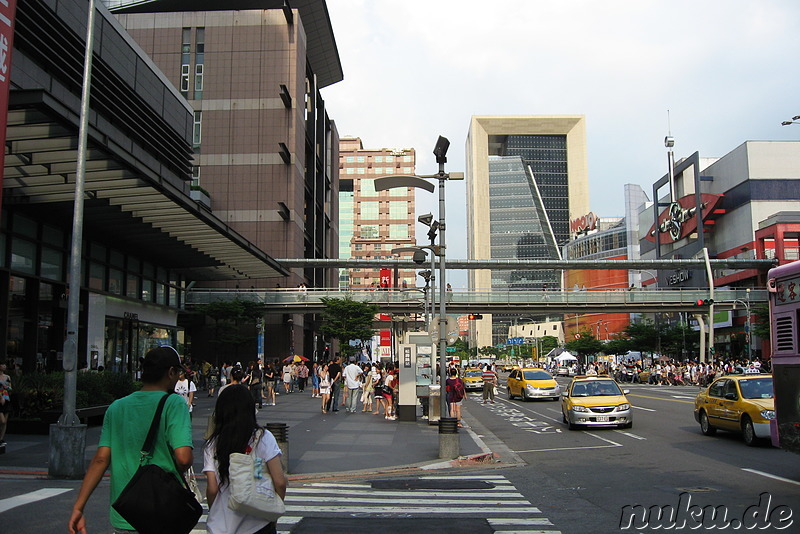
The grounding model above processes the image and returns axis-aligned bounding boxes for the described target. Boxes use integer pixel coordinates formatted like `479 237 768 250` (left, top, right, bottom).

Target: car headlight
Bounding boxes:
617 403 630 411
760 410 776 420
572 405 589 412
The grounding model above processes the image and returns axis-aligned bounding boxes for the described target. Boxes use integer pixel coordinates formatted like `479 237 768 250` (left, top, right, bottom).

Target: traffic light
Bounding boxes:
695 299 714 306
468 314 483 320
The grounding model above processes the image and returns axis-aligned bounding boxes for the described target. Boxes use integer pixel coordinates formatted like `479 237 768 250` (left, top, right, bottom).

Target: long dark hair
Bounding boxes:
208 384 260 486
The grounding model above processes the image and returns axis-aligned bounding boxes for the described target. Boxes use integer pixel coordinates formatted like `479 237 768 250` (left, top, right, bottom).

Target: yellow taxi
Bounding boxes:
561 375 633 430
694 374 775 446
507 368 561 401
461 367 485 391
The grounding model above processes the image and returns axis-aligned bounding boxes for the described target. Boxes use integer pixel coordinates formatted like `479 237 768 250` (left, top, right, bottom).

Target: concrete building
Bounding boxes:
107 0 343 360
338 137 417 290
1 0 285 373
639 140 800 359
466 115 589 347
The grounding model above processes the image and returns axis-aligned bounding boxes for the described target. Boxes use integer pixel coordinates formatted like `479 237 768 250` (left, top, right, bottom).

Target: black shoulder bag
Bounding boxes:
112 393 202 534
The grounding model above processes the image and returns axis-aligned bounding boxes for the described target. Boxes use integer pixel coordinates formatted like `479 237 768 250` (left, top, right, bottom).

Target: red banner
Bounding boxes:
0 1 18 213
380 269 391 290
379 329 391 346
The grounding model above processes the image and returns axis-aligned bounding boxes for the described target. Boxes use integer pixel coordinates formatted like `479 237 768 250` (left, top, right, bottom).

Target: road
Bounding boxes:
1 375 798 533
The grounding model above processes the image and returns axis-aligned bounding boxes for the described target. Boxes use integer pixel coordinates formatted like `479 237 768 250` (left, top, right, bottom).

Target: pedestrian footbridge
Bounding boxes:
184 288 765 315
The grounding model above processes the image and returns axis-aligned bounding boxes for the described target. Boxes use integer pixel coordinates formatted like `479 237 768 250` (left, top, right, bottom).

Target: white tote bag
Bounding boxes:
227 430 286 522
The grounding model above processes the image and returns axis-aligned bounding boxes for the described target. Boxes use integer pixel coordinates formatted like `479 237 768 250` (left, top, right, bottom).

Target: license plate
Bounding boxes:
595 416 609 422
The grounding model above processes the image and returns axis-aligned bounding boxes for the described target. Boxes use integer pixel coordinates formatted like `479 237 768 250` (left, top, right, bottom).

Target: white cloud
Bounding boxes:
323 0 800 281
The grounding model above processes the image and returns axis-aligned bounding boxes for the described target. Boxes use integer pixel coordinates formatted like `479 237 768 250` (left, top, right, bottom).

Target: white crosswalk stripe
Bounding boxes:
192 474 559 533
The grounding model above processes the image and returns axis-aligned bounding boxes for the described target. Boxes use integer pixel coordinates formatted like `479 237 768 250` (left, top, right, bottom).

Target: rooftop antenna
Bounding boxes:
665 110 676 202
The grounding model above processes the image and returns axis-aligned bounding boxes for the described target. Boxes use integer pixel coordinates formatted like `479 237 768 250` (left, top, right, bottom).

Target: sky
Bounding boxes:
320 0 800 288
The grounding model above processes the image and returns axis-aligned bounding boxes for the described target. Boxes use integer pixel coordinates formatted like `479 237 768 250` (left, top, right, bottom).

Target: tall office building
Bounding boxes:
339 138 417 289
466 116 589 347
108 0 343 360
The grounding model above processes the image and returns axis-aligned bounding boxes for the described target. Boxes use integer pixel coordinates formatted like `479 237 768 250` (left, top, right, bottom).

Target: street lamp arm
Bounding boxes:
374 175 435 193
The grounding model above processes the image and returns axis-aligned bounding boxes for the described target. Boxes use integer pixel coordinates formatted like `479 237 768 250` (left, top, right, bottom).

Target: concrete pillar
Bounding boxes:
49 424 88 479
438 417 460 459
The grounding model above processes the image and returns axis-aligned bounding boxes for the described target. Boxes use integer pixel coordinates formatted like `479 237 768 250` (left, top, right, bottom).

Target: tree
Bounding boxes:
564 331 604 368
623 320 662 354
539 335 559 357
195 299 265 364
603 336 632 356
319 297 378 359
751 304 770 341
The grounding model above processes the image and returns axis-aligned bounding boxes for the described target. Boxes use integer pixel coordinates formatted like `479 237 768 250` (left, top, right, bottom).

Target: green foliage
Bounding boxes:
751 304 770 341
319 297 378 356
539 335 559 355
564 331 604 360
603 337 632 356
196 299 266 358
11 372 135 419
478 346 502 358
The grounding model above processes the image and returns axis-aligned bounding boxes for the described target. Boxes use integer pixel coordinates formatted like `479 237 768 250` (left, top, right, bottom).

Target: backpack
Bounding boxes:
453 379 466 401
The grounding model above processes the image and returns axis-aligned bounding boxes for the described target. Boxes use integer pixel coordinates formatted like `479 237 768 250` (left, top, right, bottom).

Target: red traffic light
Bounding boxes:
695 299 714 306
467 314 483 320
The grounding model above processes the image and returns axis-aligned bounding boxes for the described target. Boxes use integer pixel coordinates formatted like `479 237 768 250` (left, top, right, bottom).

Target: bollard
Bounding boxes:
266 422 289 474
438 417 460 459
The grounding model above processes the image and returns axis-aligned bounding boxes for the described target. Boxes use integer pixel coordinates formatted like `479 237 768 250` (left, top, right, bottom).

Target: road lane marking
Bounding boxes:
514 444 619 453
633 405 656 412
629 393 694 404
742 468 800 486
585 432 623 447
0 488 72 513
613 430 646 440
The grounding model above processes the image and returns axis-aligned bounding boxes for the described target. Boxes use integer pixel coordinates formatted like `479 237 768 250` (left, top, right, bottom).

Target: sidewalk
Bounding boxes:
0 386 500 478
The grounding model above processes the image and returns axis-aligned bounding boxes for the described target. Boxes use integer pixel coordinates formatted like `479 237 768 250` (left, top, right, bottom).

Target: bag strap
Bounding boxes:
140 393 172 459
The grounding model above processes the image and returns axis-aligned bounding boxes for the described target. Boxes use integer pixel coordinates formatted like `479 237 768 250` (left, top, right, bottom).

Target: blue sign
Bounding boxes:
507 337 524 345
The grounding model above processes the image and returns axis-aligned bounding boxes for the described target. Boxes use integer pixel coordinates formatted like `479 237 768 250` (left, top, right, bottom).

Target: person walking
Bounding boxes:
246 361 264 409
175 367 197 418
446 367 466 426
343 358 363 413
310 362 320 398
0 361 11 448
282 361 292 394
203 385 287 534
297 361 309 392
68 346 193 534
327 357 342 413
482 363 498 404
263 363 277 406
319 364 331 414
361 364 375 413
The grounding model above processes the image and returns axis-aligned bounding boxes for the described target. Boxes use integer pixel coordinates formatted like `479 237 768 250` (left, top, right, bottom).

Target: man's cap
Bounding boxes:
143 346 189 373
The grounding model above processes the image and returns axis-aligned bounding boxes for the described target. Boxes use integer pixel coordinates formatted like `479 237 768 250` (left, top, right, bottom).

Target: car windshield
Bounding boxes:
465 370 483 377
738 378 773 399
523 370 552 381
572 380 622 397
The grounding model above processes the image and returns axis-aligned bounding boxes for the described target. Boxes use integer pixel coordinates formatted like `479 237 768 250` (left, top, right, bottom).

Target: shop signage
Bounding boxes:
570 212 597 234
667 270 692 286
645 193 723 244
123 312 139 321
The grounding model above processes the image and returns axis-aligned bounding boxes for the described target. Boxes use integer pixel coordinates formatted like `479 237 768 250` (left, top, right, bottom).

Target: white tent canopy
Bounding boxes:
554 352 578 362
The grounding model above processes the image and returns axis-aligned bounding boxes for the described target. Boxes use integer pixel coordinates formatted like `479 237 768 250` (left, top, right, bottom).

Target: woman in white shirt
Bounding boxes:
174 369 197 418
204 385 287 534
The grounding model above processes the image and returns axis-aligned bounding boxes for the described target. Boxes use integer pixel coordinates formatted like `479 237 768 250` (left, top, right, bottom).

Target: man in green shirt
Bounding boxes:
69 346 194 534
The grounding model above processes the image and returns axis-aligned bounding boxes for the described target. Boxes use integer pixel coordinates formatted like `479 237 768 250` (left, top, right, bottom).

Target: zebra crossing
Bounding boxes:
192 474 560 533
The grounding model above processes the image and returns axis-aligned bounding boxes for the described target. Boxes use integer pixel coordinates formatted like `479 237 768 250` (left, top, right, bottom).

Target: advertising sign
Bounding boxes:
0 0 18 212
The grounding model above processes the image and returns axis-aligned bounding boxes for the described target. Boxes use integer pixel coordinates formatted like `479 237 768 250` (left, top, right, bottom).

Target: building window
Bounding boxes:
375 156 383 163
193 111 202 146
389 224 409 239
385 155 394 162
390 188 406 197
359 179 378 197
404 155 413 162
360 225 379 239
360 201 380 219
346 156 355 163
108 268 123 295
10 238 35 274
346 168 355 174
180 64 190 93
194 64 204 92
389 201 408 218
191 166 200 187
40 247 63 281
357 168 365 174
89 262 105 291
357 156 365 163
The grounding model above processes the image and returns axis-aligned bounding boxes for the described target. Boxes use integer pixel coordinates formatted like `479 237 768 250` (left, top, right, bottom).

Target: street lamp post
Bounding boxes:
375 136 463 435
733 291 752 360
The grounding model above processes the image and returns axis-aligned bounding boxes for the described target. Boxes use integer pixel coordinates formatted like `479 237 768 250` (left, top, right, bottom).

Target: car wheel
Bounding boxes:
699 410 717 436
742 416 760 447
507 387 514 400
